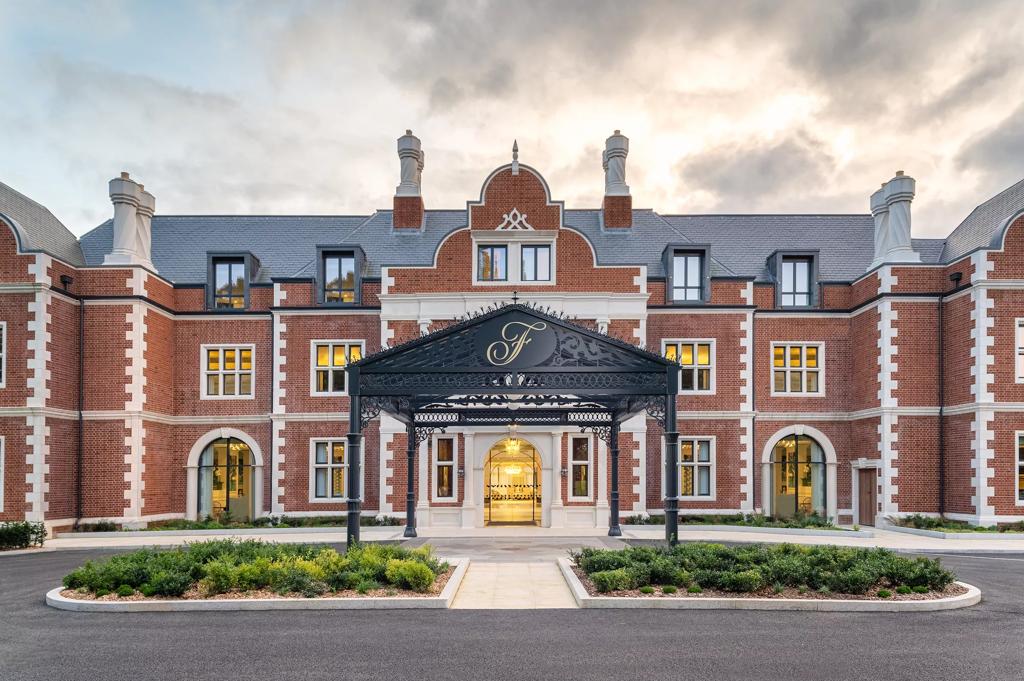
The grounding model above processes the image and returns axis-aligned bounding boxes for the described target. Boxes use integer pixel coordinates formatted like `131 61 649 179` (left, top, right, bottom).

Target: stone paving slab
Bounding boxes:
451 562 577 609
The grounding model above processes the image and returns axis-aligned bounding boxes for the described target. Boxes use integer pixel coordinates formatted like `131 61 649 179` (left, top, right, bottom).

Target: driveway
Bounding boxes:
1 544 1022 681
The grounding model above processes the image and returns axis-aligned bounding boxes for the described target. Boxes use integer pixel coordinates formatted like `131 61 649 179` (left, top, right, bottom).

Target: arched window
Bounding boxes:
197 437 254 522
770 434 826 519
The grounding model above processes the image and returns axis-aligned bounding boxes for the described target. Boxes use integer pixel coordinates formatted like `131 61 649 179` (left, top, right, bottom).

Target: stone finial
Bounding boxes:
512 139 519 175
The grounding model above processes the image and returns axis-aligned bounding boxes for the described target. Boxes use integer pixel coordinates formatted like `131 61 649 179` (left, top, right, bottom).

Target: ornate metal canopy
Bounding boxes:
348 302 677 432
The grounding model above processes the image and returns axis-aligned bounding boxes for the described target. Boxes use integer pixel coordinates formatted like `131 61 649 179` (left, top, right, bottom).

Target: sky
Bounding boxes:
1 0 1023 238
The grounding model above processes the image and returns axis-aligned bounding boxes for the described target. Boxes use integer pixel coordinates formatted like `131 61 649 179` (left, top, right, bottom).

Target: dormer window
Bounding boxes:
663 245 710 304
478 245 508 281
780 256 812 307
207 254 253 310
323 252 356 303
521 245 551 282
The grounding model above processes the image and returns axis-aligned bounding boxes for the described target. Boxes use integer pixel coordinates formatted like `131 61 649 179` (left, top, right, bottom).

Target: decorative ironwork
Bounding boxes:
413 426 447 445
581 423 614 445
360 396 410 427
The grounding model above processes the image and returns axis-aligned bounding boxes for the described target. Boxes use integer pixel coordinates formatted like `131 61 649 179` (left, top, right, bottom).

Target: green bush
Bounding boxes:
77 520 118 532
576 548 631 574
139 584 157 597
912 585 929 594
687 584 703 593
661 585 678 594
590 568 634 593
896 585 912 594
0 521 46 550
95 588 111 598
720 569 764 593
828 567 875 595
200 557 238 595
639 586 655 594
150 570 193 597
116 585 135 597
878 589 893 598
384 559 435 592
355 578 380 594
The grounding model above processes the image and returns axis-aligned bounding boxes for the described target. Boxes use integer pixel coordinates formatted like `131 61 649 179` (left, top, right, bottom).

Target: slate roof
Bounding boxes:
940 178 1024 262
0 181 85 266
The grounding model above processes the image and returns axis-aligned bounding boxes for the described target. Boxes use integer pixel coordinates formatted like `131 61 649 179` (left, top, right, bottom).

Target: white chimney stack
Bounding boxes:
867 170 920 269
104 171 156 270
602 130 630 196
395 130 423 197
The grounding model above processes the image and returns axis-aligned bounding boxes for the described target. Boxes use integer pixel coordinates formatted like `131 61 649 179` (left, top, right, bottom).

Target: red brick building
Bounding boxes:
2 130 1023 533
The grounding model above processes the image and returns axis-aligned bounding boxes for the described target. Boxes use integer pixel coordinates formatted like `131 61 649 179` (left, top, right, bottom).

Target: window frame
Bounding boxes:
770 342 825 397
1016 319 1024 383
0 435 5 512
309 340 364 397
206 252 258 311
200 344 256 400
662 339 716 395
677 436 716 501
308 439 349 503
1017 431 1024 507
476 244 509 282
663 244 711 305
431 434 459 502
769 250 819 309
520 244 552 282
316 245 364 306
568 434 594 501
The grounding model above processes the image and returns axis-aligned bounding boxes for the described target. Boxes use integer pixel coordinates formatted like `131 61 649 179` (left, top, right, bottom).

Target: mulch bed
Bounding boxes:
570 565 967 601
61 566 454 602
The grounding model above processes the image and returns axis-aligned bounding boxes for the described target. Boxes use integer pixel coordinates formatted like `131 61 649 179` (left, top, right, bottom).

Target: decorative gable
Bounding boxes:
496 208 534 231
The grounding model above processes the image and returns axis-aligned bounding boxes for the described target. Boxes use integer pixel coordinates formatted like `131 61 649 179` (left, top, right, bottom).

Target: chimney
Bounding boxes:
868 170 920 269
104 172 149 267
135 185 156 270
602 130 632 228
393 130 424 229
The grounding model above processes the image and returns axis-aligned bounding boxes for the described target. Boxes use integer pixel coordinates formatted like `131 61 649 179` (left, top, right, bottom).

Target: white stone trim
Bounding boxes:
769 342 825 397
200 343 256 401
308 339 364 397
566 433 594 502
184 427 265 521
851 458 882 527
271 417 285 514
307 437 353 504
662 338 716 396
759 424 838 521
739 416 754 511
1017 431 1024 508
430 433 459 503
632 430 645 512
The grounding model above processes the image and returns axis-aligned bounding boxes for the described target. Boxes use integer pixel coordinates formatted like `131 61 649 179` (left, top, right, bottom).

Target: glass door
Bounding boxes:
197 438 253 522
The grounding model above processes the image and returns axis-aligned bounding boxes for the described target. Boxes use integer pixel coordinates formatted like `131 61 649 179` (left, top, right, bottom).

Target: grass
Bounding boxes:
570 542 956 596
622 512 842 530
891 514 1024 534
62 540 448 599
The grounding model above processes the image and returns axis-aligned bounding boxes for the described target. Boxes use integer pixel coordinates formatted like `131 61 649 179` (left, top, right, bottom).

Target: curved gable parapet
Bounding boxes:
468 163 564 231
987 207 1024 252
0 212 32 254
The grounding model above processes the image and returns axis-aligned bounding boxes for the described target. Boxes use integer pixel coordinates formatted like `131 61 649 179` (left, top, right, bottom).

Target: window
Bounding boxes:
478 245 508 281
772 343 822 395
1018 433 1024 504
0 436 4 512
323 252 356 304
1016 319 1024 383
311 341 363 395
780 256 812 307
0 322 6 388
569 436 592 500
664 340 713 393
679 438 714 498
521 244 551 282
212 258 246 309
202 345 254 399
311 440 347 501
434 437 456 500
672 252 704 302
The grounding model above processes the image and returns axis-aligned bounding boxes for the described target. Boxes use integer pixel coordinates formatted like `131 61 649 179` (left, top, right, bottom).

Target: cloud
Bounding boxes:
957 104 1024 180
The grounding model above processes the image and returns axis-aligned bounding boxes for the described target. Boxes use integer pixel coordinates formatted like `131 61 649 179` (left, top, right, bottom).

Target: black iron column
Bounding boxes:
346 381 362 548
404 422 417 537
664 376 680 545
608 419 622 536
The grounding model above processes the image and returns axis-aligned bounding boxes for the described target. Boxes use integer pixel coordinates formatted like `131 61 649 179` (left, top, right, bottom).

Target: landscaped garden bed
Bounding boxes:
889 514 1024 534
70 514 402 533
568 543 965 602
58 540 452 602
623 512 845 530
0 521 46 551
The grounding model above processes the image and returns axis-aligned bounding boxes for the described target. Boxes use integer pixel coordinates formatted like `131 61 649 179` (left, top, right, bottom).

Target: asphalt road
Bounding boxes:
1 546 1022 681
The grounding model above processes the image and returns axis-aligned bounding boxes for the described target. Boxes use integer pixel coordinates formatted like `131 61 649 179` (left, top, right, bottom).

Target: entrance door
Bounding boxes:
484 437 541 525
858 468 877 526
197 437 254 522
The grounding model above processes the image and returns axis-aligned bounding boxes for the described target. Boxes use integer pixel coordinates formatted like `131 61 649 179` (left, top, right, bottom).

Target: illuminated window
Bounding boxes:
311 440 346 500
0 322 6 388
323 252 356 304
772 343 822 395
569 436 592 500
434 437 456 500
672 252 704 302
1016 319 1024 383
478 245 508 281
679 438 714 498
202 346 254 399
212 258 246 309
663 340 713 393
311 341 363 395
1018 433 1024 504
521 245 551 282
780 256 812 307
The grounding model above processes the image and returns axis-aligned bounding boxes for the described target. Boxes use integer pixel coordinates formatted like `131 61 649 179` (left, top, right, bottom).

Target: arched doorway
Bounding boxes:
196 437 255 522
484 437 542 525
770 434 826 519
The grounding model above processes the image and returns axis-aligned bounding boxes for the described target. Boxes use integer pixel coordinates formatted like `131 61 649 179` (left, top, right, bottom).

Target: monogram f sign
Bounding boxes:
475 312 557 369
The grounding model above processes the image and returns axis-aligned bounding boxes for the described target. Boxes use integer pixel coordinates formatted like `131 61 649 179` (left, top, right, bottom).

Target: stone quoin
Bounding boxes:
2 129 1024 534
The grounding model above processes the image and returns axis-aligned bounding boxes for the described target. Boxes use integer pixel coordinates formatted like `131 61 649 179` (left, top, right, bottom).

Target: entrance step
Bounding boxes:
450 561 578 609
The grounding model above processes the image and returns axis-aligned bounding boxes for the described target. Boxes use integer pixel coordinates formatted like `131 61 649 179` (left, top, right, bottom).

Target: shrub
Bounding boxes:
116 585 134 597
590 568 634 593
828 567 876 595
661 585 678 594
912 585 930 594
639 586 655 594
150 570 192 597
234 557 273 591
877 589 893 598
0 521 46 550
355 578 380 595
687 584 703 594
576 549 631 574
77 520 118 532
274 567 327 598
199 557 238 595
896 585 912 595
384 559 435 592
139 584 157 597
95 588 111 598
720 569 765 593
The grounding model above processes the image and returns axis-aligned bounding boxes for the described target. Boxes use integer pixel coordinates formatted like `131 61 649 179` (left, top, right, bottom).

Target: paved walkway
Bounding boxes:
451 562 577 609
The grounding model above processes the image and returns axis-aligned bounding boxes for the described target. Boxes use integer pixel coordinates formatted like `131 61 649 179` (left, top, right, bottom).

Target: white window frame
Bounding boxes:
568 434 594 501
308 438 353 504
470 231 557 286
663 339 715 395
780 257 812 307
1017 431 1024 507
671 252 704 302
309 340 364 397
520 244 552 282
200 344 255 400
431 434 459 502
0 322 6 389
677 436 716 501
0 436 5 512
770 343 825 397
1015 319 1024 383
